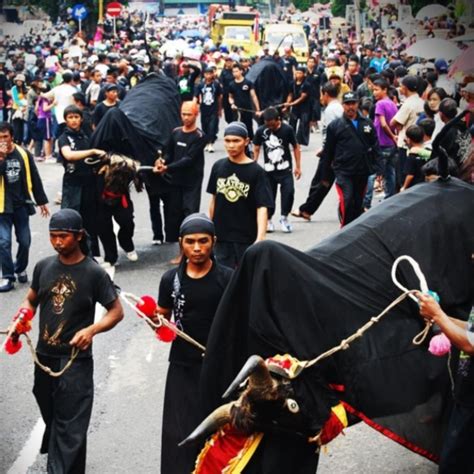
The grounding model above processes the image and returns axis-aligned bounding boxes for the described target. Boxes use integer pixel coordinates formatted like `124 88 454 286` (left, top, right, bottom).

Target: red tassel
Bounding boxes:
156 323 177 343
136 295 157 318
5 337 22 355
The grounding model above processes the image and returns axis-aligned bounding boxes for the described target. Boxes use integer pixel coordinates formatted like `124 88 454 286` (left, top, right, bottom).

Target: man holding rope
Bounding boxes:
154 213 233 473
416 292 474 474
19 208 123 473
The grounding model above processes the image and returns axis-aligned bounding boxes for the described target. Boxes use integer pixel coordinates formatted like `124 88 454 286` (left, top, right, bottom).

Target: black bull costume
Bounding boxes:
182 178 473 473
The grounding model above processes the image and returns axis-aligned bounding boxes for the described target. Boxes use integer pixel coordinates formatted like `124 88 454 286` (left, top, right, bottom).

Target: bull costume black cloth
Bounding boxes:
31 251 117 473
199 179 474 473
158 255 232 473
91 73 181 165
245 58 290 111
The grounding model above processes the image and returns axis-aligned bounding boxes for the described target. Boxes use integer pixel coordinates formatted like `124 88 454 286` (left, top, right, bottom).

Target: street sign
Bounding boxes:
71 3 89 21
106 2 122 17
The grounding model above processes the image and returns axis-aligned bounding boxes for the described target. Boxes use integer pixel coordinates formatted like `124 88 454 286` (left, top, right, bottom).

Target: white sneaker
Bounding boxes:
208 144 214 153
267 220 275 233
205 144 210 152
126 250 138 261
152 239 163 245
280 216 293 233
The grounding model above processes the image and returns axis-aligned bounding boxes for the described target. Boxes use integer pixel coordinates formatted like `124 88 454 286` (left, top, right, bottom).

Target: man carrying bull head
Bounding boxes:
154 213 233 473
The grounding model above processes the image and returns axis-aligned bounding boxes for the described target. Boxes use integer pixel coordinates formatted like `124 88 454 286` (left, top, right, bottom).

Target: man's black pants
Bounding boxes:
98 197 135 265
267 172 294 219
299 158 334 216
201 113 219 144
334 174 368 227
33 355 93 474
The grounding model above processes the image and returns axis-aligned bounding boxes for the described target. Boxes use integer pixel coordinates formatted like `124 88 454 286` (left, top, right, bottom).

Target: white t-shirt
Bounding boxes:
393 93 425 147
321 99 344 143
49 84 78 124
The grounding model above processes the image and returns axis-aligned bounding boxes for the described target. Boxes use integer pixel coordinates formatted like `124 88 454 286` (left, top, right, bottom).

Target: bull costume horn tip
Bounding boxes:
178 403 233 447
222 355 275 399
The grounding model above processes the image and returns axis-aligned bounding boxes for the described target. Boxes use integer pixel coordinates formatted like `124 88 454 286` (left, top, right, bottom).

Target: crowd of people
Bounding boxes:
1 7 474 474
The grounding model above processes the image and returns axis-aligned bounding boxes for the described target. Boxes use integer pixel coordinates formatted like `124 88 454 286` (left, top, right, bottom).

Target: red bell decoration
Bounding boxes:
136 295 157 318
156 323 177 343
5 336 22 355
14 308 34 334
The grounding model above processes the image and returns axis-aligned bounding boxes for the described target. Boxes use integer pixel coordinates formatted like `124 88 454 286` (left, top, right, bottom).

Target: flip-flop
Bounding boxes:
291 210 311 221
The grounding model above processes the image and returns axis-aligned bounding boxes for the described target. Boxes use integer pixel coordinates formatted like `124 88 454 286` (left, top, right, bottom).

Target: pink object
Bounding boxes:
428 333 451 356
449 44 474 77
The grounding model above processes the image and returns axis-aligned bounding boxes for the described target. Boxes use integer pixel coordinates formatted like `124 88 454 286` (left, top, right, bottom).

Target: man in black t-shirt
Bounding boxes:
417 292 474 473
253 108 301 234
177 62 201 102
285 66 312 146
156 213 233 474
58 105 106 257
306 56 324 131
228 64 261 140
0 122 49 292
153 102 208 247
219 57 235 124
207 121 273 268
19 209 123 474
92 83 120 128
194 67 222 153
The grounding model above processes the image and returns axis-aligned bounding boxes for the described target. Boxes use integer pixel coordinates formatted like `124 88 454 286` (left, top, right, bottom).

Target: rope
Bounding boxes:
301 255 434 370
119 292 206 353
0 330 79 377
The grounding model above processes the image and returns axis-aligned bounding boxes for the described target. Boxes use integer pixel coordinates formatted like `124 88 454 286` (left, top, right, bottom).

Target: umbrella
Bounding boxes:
403 38 462 61
450 32 474 43
415 4 449 20
179 29 204 39
449 45 474 77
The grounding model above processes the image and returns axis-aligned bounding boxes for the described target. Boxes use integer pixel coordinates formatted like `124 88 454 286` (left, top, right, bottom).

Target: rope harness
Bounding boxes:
0 256 436 377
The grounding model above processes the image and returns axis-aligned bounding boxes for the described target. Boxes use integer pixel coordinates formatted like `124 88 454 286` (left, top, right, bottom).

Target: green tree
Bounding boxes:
294 0 312 12
331 0 350 17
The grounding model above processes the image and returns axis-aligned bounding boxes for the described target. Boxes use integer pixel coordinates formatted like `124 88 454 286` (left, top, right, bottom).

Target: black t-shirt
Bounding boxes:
282 56 298 83
207 158 273 243
404 152 426 187
31 256 117 358
253 123 297 175
195 80 222 115
58 128 96 186
93 101 118 126
166 127 207 187
454 308 474 406
229 78 254 110
2 148 28 208
292 80 311 116
349 73 364 91
306 66 324 101
158 262 233 365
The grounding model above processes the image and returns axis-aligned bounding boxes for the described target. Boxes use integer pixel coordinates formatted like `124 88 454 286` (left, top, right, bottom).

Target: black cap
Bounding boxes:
105 83 119 92
342 92 358 103
49 209 83 233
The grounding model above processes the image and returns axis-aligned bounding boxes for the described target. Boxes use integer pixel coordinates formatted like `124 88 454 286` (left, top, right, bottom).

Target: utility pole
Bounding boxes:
354 0 361 41
98 0 104 24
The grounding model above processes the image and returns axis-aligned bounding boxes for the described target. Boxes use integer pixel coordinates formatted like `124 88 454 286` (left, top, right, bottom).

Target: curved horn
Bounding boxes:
222 355 275 399
178 403 233 447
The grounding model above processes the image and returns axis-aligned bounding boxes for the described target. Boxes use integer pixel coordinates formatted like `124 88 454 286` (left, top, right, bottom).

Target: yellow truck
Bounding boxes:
262 23 309 63
211 11 261 58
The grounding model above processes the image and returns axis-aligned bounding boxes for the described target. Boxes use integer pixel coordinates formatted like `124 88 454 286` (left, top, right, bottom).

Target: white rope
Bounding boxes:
120 292 206 353
391 255 429 303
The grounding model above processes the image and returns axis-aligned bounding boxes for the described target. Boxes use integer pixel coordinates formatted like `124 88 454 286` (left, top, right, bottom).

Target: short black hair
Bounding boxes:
388 86 399 102
321 82 339 98
232 63 244 71
63 104 83 119
0 121 13 136
73 92 87 106
439 98 458 120
418 118 436 138
372 78 389 90
381 68 395 84
62 72 73 83
368 73 382 83
406 124 424 143
262 107 280 121
364 67 377 77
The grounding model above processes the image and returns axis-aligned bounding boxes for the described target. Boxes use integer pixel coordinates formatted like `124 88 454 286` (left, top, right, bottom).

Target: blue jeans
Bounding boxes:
0 206 31 281
363 174 376 209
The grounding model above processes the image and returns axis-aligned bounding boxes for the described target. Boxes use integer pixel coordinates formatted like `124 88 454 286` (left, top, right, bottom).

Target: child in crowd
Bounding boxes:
401 124 431 190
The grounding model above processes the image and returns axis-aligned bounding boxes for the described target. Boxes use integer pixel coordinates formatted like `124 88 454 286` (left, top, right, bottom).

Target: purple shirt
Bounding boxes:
37 97 52 120
374 98 398 147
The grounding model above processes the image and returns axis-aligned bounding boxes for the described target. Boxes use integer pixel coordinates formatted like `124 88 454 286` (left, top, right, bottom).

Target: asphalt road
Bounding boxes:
0 127 437 473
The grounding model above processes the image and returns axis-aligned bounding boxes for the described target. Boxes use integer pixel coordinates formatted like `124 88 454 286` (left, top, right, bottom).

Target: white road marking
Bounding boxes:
7 417 45 474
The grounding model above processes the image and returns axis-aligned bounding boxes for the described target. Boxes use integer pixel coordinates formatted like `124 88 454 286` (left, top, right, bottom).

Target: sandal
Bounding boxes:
291 210 311 221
